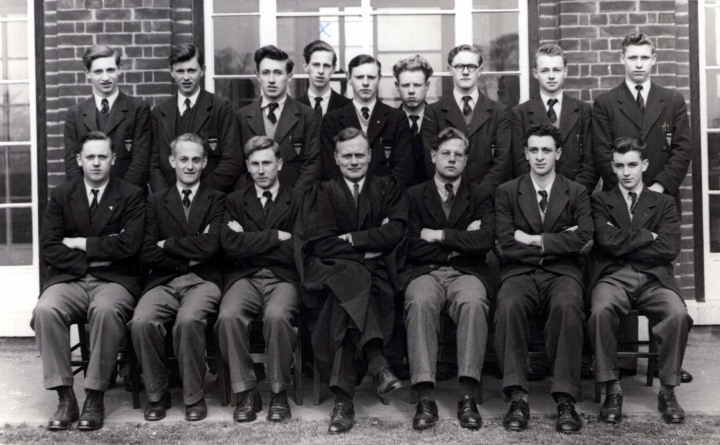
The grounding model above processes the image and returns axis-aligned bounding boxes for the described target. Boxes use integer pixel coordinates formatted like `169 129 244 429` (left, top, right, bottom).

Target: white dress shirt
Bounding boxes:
94 89 119 112
177 88 201 115
308 89 332 117
453 89 479 114
84 179 109 207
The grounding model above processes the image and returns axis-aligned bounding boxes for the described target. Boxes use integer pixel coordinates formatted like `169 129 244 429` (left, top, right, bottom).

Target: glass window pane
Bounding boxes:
278 16 321 74
215 78 261 111
479 74 520 108
9 146 31 203
213 16 260 75
0 84 30 142
708 133 720 191
472 12 519 72
372 0 454 9
278 0 360 13
710 195 720 252
707 70 720 128
706 7 720 66
473 0 518 9
213 0 258 14
0 0 26 17
0 207 33 265
0 22 28 81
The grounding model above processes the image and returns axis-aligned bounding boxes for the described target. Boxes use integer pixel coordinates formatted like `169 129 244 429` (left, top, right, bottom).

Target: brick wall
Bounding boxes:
538 0 695 299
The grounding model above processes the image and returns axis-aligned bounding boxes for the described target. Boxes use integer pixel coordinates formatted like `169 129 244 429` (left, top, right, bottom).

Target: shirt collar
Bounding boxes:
308 89 332 102
625 77 651 98
530 174 556 201
84 178 110 204
353 98 376 116
539 90 563 109
94 89 119 112
434 175 461 197
453 89 479 110
178 88 202 113
261 93 288 109
254 180 280 200
176 181 201 203
344 176 366 195
619 183 644 202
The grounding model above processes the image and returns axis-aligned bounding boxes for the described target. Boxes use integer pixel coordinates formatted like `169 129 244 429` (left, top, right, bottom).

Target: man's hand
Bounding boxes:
278 230 292 241
579 239 594 256
606 221 616 228
564 225 578 232
156 239 166 248
189 260 201 266
203 224 210 234
364 251 381 260
514 230 541 247
381 217 389 225
88 260 111 268
449 251 461 258
62 237 87 251
652 232 658 240
466 220 482 231
420 228 443 243
227 221 243 233
337 233 353 245
648 183 665 194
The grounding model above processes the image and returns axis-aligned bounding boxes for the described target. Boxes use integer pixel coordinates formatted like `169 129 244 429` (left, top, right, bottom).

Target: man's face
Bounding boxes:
431 138 467 181
612 150 648 191
335 135 371 182
85 56 120 98
396 70 429 110
76 139 115 186
533 54 566 94
247 147 283 190
449 51 482 92
257 58 292 101
621 44 656 84
525 135 561 177
304 50 335 90
349 63 380 102
169 140 207 187
170 55 205 97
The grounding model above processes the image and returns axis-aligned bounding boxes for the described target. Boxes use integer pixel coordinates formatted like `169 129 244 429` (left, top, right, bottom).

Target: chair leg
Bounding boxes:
647 332 657 387
476 379 483 405
128 340 141 409
294 330 303 406
313 363 321 406
78 323 90 378
408 385 417 404
214 337 230 407
594 381 602 404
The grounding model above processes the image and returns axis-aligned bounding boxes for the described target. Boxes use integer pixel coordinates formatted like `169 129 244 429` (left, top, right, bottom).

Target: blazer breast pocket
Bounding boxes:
380 138 394 162
200 132 220 157
288 136 305 159
118 132 134 158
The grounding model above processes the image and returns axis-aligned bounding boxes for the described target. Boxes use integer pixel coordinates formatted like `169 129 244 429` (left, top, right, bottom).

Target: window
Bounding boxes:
204 0 529 110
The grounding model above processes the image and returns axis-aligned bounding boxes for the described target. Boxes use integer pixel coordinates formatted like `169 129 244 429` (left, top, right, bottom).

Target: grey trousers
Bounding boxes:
31 275 135 391
404 267 489 387
128 273 221 405
589 265 693 387
215 269 299 394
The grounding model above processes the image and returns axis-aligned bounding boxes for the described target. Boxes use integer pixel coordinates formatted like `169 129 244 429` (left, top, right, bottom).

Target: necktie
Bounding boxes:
100 99 109 115
262 190 273 215
538 190 548 213
314 97 323 117
182 189 191 209
635 85 645 113
352 183 360 208
628 191 638 215
267 102 279 124
182 98 191 117
409 115 419 136
441 183 455 219
361 107 370 121
462 96 472 117
89 189 99 220
547 98 558 125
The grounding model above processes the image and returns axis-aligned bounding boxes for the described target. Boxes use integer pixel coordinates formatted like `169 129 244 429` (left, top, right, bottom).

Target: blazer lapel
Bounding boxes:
265 185 291 229
617 82 644 131
102 91 128 134
528 97 548 126
559 95 580 143
518 176 544 234
186 184 212 235
69 182 91 237
274 98 299 144
245 98 266 137
328 90 345 111
441 96 468 134
467 93 491 137
630 189 657 230
366 103 388 146
189 90 212 134
449 180 470 228
81 99 98 132
243 187 266 231
356 179 372 230
164 186 188 231
89 178 122 237
542 176 570 232
642 83 666 139
340 103 362 134
423 181 447 228
608 186 632 229
159 98 178 143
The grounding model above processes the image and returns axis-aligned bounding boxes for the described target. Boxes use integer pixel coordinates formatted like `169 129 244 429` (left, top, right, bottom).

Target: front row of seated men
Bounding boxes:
32 123 692 434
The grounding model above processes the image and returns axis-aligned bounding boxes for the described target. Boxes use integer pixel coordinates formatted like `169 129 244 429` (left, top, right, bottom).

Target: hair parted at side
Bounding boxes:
168 43 205 67
447 44 483 67
612 136 647 160
78 131 113 154
243 135 281 159
254 45 294 73
433 127 469 153
622 31 655 54
303 40 337 66
535 43 567 67
334 127 369 151
82 45 121 71
393 55 434 82
526 123 563 149
170 133 207 156
348 54 381 76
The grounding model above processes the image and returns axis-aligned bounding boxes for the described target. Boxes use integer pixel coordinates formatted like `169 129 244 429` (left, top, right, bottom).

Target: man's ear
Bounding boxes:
277 157 284 171
642 158 649 172
111 152 116 165
169 155 176 169
76 152 82 167
556 147 562 160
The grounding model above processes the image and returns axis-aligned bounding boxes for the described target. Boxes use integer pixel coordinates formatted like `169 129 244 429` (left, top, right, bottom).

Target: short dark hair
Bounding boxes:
243 135 281 159
612 136 647 160
433 127 469 154
535 43 567 67
78 131 113 154
393 55 434 82
254 45 294 73
622 31 655 54
168 44 205 68
82 45 121 71
170 133 207 157
526 123 562 149
334 127 369 152
447 44 483 67
303 40 337 66
348 54 381 76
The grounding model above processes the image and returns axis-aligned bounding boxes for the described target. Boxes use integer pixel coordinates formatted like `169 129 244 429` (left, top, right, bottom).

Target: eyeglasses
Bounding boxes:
452 64 480 73
438 151 466 160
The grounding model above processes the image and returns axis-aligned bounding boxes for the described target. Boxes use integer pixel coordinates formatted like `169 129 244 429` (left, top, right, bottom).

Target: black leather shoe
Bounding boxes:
412 397 438 430
144 391 171 421
653 367 693 383
658 392 686 424
373 366 403 397
77 390 104 431
267 391 291 422
600 393 623 424
556 401 582 433
234 388 262 423
47 386 79 431
328 402 354 434
457 394 482 430
185 398 207 421
503 399 530 432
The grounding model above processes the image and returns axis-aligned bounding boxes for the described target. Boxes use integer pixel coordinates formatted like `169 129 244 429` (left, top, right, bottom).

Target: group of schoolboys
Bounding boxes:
31 30 693 436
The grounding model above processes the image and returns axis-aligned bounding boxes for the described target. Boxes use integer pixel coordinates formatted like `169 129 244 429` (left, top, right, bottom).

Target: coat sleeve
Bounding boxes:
390 114 414 188
86 186 145 261
421 106 439 180
443 193 496 256
63 108 82 183
541 187 594 255
41 187 88 275
511 105 530 178
205 99 243 193
480 105 512 194
149 108 170 193
294 111 322 192
495 185 544 266
350 180 408 253
652 95 692 196
122 100 152 188
626 198 681 263
574 103 599 193
303 184 364 262
406 190 450 264
591 193 656 257
140 195 188 273
320 114 341 181
592 96 617 190
163 194 225 261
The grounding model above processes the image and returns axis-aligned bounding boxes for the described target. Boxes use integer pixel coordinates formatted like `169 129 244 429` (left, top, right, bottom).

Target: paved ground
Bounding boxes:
1 326 719 427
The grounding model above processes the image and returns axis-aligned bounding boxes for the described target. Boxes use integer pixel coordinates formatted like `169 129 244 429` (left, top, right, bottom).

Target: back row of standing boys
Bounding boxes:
32 31 693 435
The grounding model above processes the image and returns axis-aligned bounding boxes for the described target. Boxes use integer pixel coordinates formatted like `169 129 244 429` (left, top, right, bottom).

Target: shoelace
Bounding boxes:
271 392 288 405
558 403 574 416
330 404 351 418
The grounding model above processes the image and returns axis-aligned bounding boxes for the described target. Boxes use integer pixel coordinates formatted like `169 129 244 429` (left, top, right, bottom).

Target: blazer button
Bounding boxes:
430 264 436 269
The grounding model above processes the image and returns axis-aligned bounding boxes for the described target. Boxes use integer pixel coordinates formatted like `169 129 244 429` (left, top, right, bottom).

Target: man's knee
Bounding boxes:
174 312 207 335
263 305 293 327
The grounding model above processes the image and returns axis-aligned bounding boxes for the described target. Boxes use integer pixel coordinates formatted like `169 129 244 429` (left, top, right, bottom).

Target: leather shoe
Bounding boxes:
47 386 79 431
185 398 207 422
144 391 171 421
600 393 623 424
457 394 482 429
658 392 685 424
77 390 105 431
373 366 403 397
412 397 438 430
503 399 530 432
556 401 582 433
234 388 263 423
328 402 354 434
653 367 693 383
267 391 291 422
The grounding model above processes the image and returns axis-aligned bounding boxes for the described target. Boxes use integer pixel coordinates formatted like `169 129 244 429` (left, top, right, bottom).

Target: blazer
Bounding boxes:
221 184 302 291
320 101 414 188
140 183 225 294
592 81 692 199
421 92 512 197
590 186 681 296
296 89 352 117
236 96 321 191
495 173 594 285
40 177 145 297
407 179 496 296
149 89 242 194
398 103 430 187
64 92 151 189
511 94 598 192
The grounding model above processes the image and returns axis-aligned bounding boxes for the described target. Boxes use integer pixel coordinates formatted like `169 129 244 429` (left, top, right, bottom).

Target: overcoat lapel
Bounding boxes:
518 176 544 234
164 186 188 230
89 178 122 237
542 176 570 232
186 184 212 235
608 186 633 229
